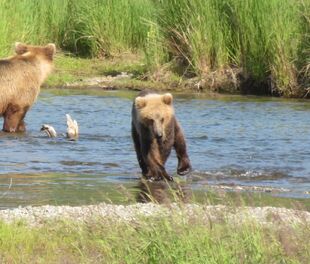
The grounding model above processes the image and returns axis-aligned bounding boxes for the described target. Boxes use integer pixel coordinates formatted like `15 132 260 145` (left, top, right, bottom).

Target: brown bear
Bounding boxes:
0 42 56 132
131 90 192 181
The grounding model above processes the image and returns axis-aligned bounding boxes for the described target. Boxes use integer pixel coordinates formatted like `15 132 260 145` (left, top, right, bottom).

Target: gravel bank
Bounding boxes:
0 203 309 227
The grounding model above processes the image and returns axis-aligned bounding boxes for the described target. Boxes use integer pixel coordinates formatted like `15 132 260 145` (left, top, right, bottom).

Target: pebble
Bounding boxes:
0 203 309 227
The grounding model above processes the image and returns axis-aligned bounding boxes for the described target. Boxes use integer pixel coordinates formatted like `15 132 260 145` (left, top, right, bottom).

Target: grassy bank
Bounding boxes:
0 0 309 97
0 209 309 263
45 53 190 92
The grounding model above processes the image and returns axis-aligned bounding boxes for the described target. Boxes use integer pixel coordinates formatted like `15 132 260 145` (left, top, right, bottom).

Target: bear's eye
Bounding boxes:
145 118 153 124
161 118 164 123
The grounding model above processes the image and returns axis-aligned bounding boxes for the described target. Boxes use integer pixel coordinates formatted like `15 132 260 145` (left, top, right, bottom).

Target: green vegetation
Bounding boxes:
45 53 147 87
45 54 188 91
0 211 309 263
0 0 309 97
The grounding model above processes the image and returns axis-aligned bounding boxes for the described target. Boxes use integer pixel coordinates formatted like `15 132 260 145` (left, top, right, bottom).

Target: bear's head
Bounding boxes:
14 42 56 82
15 42 56 61
135 93 174 140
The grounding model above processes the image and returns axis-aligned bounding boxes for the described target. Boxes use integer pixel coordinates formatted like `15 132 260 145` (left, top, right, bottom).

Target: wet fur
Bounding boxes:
0 43 55 132
132 90 191 181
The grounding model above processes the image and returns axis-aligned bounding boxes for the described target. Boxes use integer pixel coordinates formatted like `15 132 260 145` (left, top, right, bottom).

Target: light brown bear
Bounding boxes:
0 42 56 132
132 90 192 181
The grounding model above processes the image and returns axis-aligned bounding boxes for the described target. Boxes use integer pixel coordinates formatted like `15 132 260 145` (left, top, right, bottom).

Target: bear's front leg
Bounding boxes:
3 104 27 132
17 106 29 132
145 161 173 181
143 145 173 181
17 120 26 132
132 123 148 175
174 120 192 175
137 129 173 181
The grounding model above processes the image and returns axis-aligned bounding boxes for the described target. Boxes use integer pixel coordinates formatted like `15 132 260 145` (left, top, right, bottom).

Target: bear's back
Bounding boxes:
0 43 55 113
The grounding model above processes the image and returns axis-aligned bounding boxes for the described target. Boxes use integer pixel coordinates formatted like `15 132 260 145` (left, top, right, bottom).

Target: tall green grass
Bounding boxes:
0 0 154 57
227 0 304 96
156 0 231 74
0 0 309 97
0 214 308 263
0 0 69 57
62 0 156 57
155 0 309 96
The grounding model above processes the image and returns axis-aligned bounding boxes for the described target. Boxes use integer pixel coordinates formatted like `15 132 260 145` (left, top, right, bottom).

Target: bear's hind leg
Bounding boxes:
174 120 192 175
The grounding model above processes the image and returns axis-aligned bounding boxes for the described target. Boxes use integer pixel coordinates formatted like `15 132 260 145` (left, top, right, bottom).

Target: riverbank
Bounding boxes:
45 54 310 98
44 53 206 93
0 202 309 263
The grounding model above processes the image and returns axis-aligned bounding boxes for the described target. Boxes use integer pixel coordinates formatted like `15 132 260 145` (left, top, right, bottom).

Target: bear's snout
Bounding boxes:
153 121 164 140
155 133 163 139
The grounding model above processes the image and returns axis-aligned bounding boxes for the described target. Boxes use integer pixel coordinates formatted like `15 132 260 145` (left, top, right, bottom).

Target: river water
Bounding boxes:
0 89 309 208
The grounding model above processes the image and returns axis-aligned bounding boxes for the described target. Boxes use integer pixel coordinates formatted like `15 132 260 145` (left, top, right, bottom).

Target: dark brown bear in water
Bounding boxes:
0 42 56 132
131 90 192 181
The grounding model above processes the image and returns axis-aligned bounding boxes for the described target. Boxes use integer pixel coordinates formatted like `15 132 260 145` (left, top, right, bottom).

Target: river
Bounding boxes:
0 89 309 208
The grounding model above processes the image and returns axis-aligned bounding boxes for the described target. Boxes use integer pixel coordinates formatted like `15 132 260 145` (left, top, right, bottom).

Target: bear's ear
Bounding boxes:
162 93 173 105
15 42 28 55
46 43 56 55
45 43 56 59
135 96 147 109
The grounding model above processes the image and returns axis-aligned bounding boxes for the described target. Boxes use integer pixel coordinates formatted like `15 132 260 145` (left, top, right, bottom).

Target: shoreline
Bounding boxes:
0 202 309 227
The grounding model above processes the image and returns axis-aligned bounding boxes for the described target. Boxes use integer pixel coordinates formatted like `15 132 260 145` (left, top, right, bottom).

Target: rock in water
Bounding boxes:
66 114 79 140
40 124 57 138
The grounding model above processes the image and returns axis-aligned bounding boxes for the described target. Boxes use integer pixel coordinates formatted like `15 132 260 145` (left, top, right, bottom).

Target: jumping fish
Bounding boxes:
66 114 79 141
40 124 57 138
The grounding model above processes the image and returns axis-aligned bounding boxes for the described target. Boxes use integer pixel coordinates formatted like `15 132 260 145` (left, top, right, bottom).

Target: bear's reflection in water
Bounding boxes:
136 178 192 204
